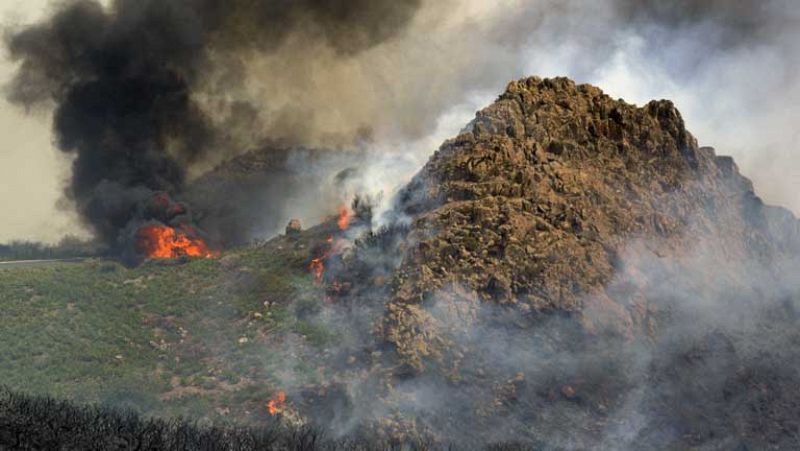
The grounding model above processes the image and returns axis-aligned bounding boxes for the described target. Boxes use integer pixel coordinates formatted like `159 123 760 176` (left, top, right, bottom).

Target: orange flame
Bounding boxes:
309 235 336 284
310 257 325 284
337 205 353 231
136 224 216 259
267 390 287 416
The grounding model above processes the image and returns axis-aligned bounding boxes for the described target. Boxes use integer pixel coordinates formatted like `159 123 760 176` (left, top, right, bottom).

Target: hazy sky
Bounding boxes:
1 0 797 243
0 0 89 243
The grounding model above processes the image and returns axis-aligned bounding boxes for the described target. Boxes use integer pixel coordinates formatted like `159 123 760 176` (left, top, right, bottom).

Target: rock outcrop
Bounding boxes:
343 77 800 448
382 76 799 370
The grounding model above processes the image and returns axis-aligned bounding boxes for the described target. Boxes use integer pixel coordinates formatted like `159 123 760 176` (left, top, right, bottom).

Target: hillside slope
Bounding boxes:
0 220 344 425
2 76 799 449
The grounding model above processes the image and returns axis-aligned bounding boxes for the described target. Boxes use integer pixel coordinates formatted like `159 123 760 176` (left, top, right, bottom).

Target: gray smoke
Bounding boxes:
3 0 420 251
469 0 800 212
295 222 800 448
233 0 800 235
4 0 798 246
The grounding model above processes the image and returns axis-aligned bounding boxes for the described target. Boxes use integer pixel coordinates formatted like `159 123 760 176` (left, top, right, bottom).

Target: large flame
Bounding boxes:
136 224 216 259
267 390 287 416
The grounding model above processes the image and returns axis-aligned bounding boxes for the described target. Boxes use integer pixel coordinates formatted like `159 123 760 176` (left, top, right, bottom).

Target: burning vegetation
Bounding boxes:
266 391 287 416
307 206 354 285
124 192 219 262
4 0 421 264
310 257 326 284
337 206 353 231
135 224 216 260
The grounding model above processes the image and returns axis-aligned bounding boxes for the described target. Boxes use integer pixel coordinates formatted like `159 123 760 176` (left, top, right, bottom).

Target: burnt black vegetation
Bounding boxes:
0 388 533 451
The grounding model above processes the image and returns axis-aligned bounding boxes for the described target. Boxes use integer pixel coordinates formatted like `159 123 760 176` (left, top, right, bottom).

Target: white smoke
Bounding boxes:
326 0 800 232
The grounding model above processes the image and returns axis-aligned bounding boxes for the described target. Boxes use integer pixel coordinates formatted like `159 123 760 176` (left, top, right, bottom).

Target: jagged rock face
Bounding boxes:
382 76 800 371
266 77 800 448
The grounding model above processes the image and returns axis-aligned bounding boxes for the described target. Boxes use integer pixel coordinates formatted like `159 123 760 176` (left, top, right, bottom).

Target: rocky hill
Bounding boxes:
348 77 800 447
384 76 800 366
2 76 798 450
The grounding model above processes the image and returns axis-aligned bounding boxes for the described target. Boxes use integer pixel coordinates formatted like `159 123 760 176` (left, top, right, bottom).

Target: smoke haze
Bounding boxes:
1 0 798 243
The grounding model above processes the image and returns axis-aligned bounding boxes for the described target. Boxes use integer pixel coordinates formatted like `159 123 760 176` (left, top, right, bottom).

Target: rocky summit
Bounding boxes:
384 76 799 366
354 77 800 447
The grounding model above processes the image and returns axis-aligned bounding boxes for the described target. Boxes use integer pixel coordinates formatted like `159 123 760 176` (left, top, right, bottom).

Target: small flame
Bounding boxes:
136 224 216 259
307 223 359 286
309 235 335 284
310 257 325 284
337 205 353 231
267 390 287 416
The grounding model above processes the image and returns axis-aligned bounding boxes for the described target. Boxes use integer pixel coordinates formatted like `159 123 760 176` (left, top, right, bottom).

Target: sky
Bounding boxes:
0 0 797 243
0 1 75 242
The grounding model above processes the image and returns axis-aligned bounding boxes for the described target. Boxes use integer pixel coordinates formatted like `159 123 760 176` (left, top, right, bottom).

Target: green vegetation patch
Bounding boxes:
0 234 334 423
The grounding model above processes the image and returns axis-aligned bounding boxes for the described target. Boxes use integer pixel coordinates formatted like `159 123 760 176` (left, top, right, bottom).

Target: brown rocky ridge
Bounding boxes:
383 76 800 371
315 76 800 448
189 76 800 449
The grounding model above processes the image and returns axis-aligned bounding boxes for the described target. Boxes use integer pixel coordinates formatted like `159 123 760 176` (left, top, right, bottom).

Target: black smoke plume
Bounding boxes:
4 0 420 254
